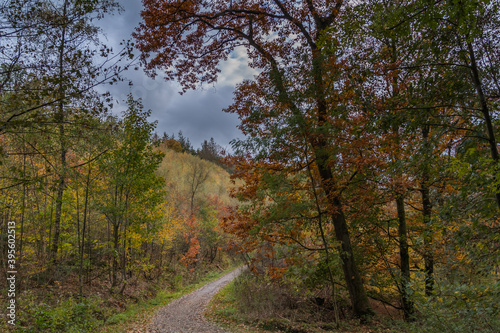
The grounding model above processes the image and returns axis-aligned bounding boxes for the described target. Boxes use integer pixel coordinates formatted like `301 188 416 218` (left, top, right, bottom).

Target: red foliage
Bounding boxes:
180 215 201 271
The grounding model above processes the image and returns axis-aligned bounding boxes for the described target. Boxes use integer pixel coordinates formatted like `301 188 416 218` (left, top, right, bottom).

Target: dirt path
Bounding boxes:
148 267 242 333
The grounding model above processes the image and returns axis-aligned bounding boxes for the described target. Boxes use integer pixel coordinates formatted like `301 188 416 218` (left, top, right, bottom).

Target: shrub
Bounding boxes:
31 297 103 332
407 282 500 333
232 270 299 321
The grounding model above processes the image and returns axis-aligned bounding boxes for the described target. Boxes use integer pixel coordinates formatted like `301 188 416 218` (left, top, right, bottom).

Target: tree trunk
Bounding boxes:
311 47 373 318
50 0 69 267
315 142 372 317
79 166 91 296
396 194 414 320
328 191 373 318
318 210 340 326
467 42 500 210
391 38 414 319
51 171 65 266
265 39 373 318
112 222 119 287
421 125 434 296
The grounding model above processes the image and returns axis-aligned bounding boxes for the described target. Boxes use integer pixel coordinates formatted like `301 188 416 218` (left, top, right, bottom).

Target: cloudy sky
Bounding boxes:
97 0 257 150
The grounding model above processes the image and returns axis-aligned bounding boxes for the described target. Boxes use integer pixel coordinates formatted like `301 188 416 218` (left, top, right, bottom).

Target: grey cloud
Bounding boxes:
97 0 253 149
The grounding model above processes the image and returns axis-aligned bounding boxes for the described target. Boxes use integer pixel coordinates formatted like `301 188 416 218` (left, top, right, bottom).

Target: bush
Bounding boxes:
406 282 500 333
31 297 103 332
231 270 301 322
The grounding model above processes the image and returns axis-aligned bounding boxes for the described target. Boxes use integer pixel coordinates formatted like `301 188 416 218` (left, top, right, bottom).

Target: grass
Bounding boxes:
207 278 330 333
206 280 263 333
100 265 240 333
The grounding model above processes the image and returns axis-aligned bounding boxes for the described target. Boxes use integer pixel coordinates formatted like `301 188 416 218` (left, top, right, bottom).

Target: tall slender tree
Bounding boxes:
135 0 374 317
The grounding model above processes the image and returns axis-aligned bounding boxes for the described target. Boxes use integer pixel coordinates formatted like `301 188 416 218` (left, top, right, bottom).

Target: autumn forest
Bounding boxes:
1 0 499 332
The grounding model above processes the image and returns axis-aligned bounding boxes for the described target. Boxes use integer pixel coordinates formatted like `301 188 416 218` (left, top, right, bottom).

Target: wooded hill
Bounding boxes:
0 95 237 330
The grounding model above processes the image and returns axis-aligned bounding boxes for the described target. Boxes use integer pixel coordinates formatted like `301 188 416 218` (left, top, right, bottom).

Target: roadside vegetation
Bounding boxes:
208 269 499 333
101 264 239 333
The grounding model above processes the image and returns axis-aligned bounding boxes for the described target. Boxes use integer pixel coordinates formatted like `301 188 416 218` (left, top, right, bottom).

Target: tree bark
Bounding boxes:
467 42 500 210
421 124 434 296
112 222 119 287
396 194 413 320
325 185 373 317
79 166 91 296
390 37 414 319
50 0 69 267
311 47 373 318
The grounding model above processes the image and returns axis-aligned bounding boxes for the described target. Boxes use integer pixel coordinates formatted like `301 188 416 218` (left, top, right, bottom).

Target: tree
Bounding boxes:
0 0 126 268
0 0 129 135
98 94 165 288
187 158 210 216
198 138 222 165
135 0 374 317
403 0 500 211
177 131 195 154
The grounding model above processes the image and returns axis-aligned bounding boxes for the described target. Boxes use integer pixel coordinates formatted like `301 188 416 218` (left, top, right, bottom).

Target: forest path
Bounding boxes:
148 267 242 333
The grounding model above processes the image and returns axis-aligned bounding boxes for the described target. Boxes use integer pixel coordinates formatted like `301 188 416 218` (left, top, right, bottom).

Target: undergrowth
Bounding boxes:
100 264 240 333
0 260 239 332
207 270 500 333
207 270 366 333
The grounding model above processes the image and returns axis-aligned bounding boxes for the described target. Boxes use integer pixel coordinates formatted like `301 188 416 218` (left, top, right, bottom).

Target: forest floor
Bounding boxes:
147 267 244 333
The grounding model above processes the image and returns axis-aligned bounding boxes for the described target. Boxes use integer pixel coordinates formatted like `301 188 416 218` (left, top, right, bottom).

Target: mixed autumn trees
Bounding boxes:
135 0 499 323
0 0 498 329
1 4 236 330
135 0 375 317
1 0 125 274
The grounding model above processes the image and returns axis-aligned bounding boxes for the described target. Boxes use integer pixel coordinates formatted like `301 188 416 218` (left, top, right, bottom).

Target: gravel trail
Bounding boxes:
148 268 242 333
